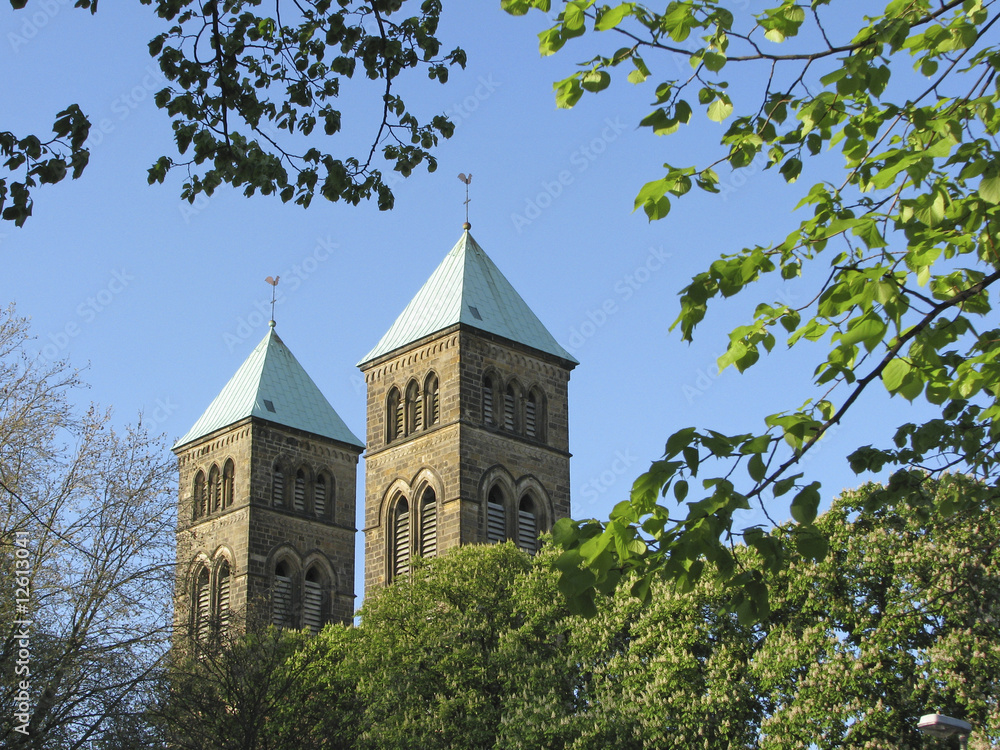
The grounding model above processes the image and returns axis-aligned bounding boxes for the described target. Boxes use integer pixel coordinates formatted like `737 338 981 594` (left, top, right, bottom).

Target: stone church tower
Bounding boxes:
358 227 578 593
173 322 363 641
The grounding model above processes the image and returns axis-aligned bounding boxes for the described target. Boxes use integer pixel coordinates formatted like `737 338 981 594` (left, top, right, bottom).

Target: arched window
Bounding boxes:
293 469 306 512
424 373 440 427
392 497 411 579
303 566 325 634
487 486 506 543
405 380 422 435
386 387 402 442
525 388 544 440
193 565 211 641
216 560 231 635
314 473 331 519
272 463 285 507
419 488 437 559
208 464 221 513
222 459 235 509
517 494 539 554
504 383 517 431
482 375 496 425
193 471 207 520
272 560 294 628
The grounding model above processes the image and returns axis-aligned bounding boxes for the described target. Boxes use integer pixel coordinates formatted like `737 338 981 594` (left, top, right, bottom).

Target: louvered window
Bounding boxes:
425 374 440 426
482 376 494 425
487 487 506 543
217 562 231 635
387 388 402 442
314 474 327 518
303 568 324 634
525 393 537 438
518 496 538 554
406 381 421 434
294 469 306 512
393 499 411 578
193 471 206 519
504 386 516 431
272 561 293 628
420 490 437 558
194 567 211 641
222 460 234 509
209 465 221 512
272 465 285 507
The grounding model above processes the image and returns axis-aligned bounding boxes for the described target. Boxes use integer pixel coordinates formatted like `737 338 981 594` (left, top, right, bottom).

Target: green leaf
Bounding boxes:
794 525 829 561
980 171 1000 205
665 427 697 457
554 76 583 108
790 482 821 524
581 70 611 92
707 97 733 122
633 177 671 220
881 358 911 393
595 3 634 31
839 316 886 349
674 479 689 501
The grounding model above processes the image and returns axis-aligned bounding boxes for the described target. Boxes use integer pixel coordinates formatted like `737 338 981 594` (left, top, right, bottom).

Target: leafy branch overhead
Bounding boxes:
1 0 465 225
504 0 1000 620
144 0 466 209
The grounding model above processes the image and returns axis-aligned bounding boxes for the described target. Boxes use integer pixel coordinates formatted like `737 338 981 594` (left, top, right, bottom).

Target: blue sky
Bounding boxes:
2 2 930 603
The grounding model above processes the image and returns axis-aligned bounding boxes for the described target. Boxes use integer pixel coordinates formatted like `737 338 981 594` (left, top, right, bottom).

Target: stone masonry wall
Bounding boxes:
174 417 361 636
361 325 573 595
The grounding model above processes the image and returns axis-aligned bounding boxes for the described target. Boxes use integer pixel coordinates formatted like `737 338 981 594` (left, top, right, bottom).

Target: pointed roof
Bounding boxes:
359 231 578 366
175 323 364 450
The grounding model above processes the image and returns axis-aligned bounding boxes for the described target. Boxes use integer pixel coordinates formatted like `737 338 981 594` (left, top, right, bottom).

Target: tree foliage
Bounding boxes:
2 0 465 225
503 0 1000 619
753 476 1000 749
158 624 331 750
174 493 999 749
0 305 175 749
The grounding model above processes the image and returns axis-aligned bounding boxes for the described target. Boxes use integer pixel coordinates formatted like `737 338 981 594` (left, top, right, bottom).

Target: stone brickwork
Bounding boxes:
361 325 574 594
174 417 361 639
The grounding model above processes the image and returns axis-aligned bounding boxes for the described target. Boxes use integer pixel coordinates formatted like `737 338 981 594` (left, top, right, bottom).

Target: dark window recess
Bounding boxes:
468 306 482 320
263 399 276 413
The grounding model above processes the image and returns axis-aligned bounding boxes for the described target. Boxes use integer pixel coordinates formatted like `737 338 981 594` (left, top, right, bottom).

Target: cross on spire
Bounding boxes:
265 275 280 325
458 172 472 229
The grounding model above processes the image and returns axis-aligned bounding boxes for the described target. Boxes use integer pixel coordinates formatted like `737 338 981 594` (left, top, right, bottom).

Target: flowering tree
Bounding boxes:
154 482 1000 748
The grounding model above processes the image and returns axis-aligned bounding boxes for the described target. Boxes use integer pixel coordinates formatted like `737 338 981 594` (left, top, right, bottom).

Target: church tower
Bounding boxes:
173 322 364 641
358 228 578 593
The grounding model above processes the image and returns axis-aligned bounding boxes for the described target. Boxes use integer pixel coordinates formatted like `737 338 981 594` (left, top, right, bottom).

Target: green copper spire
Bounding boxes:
359 231 578 366
175 323 363 449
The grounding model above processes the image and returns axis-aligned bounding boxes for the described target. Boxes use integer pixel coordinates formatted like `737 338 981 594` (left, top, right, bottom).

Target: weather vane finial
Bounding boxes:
458 172 472 229
265 275 280 325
